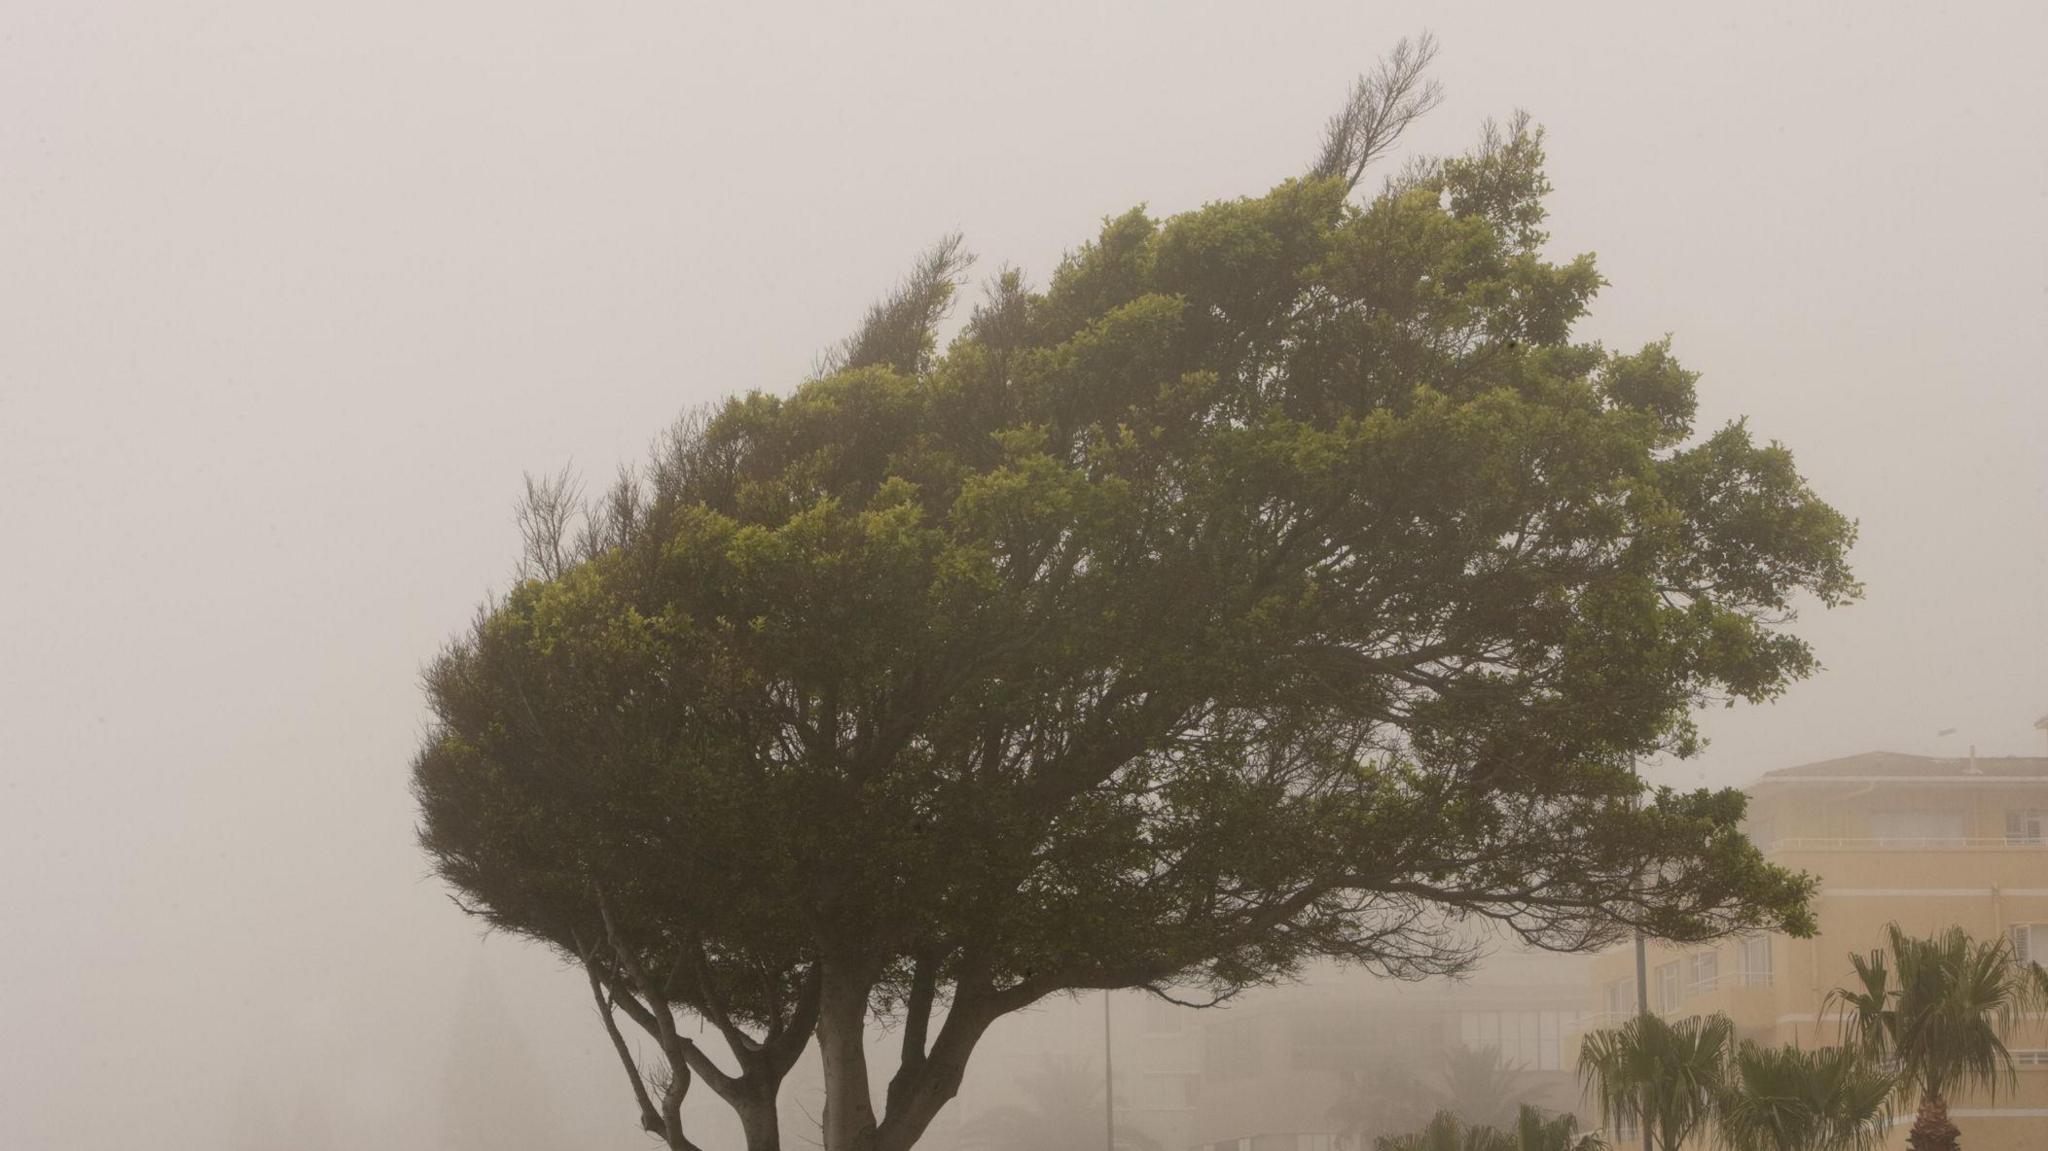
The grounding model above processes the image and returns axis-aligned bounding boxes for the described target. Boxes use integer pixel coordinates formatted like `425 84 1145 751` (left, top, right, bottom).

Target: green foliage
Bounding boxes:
1825 924 2048 1150
413 51 1857 1151
1713 1042 1894 1151
1375 1105 1602 1151
1376 1111 1515 1151
1577 1011 1734 1151
1331 1045 1534 1149
1439 1046 1538 1131
1581 1009 1902 1151
1329 1053 1439 1151
1509 1106 1605 1151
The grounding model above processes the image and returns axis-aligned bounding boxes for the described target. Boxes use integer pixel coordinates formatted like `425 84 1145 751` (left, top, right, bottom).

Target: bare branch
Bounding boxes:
1309 32 1445 192
583 952 666 1137
514 465 581 581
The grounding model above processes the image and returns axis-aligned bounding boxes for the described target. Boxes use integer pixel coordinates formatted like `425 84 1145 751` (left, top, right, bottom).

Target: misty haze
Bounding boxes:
3 6 2045 1151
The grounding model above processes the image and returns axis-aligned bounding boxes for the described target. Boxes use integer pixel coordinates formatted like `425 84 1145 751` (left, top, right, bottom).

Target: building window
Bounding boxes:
1869 809 1967 843
1739 936 1773 984
1690 949 1719 992
1456 1011 1566 1072
2011 924 2045 965
2008 809 2046 845
1605 977 1638 1017
1656 962 1683 1011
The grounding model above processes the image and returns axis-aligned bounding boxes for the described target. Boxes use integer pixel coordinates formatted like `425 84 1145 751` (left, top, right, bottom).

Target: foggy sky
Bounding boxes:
2 3 2044 1148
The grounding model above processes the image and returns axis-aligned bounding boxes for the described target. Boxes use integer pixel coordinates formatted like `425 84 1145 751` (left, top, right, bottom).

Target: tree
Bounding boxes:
1508 1106 1606 1151
1825 925 2046 1151
1712 1041 1893 1151
1377 1111 1515 1151
1577 1011 1734 1151
951 1056 1159 1151
1332 1044 1534 1147
1441 1046 1538 1130
1376 1106 1603 1151
1329 1050 1439 1150
413 36 1858 1151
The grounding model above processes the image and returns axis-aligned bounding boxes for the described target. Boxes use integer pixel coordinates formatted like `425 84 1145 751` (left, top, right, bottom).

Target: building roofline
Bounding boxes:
1748 750 2048 788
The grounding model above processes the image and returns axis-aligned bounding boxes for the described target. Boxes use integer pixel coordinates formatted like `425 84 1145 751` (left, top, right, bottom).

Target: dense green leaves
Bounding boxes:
1714 1042 1894 1151
1578 1011 1734 1151
1578 1013 1897 1151
1374 1105 1603 1151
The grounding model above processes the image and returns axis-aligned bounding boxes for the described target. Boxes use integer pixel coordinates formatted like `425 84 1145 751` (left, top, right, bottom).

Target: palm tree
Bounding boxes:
953 1056 1162 1151
1577 1011 1734 1151
1329 1052 1439 1150
1374 1106 1603 1151
1712 1041 1894 1151
1441 1046 1538 1130
1509 1104 1606 1151
1374 1110 1514 1151
1331 1045 1534 1148
1824 924 2046 1151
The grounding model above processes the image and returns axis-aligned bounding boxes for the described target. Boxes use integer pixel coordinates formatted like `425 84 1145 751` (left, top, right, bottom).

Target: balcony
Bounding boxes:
1758 837 2048 893
1764 836 2046 851
1572 973 1779 1036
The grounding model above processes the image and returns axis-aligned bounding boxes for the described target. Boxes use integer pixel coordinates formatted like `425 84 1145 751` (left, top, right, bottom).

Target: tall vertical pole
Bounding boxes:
1635 931 1652 1151
1103 992 1116 1151
1631 751 1652 1151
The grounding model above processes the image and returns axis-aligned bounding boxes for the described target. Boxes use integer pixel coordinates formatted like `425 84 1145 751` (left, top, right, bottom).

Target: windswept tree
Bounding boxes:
1825 925 2047 1151
414 35 1856 1151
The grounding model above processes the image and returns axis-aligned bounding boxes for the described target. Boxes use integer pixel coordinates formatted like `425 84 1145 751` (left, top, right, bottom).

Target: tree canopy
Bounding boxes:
413 36 1856 1151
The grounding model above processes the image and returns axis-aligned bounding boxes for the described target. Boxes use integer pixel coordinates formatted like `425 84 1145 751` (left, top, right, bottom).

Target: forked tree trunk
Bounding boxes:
1906 1091 1960 1151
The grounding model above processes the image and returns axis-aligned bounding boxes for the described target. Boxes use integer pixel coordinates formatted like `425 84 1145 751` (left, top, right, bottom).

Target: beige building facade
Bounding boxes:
1583 751 2048 1151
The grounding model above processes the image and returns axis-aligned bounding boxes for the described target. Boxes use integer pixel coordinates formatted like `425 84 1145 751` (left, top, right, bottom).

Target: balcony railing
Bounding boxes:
1686 971 1776 993
1765 836 2047 851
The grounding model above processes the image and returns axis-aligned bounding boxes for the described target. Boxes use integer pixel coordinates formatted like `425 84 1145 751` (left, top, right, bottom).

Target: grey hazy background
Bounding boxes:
2 2 2043 1148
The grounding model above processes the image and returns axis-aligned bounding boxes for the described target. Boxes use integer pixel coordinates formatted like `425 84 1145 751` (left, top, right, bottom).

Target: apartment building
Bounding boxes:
1583 750 2048 1151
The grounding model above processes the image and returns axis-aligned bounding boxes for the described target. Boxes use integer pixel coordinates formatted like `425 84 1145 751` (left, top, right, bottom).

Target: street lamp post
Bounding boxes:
1103 992 1116 1151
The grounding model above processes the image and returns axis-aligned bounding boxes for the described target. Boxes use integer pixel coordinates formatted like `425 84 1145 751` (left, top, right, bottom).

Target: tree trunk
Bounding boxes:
736 1090 784 1151
817 962 879 1151
1906 1091 1960 1151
